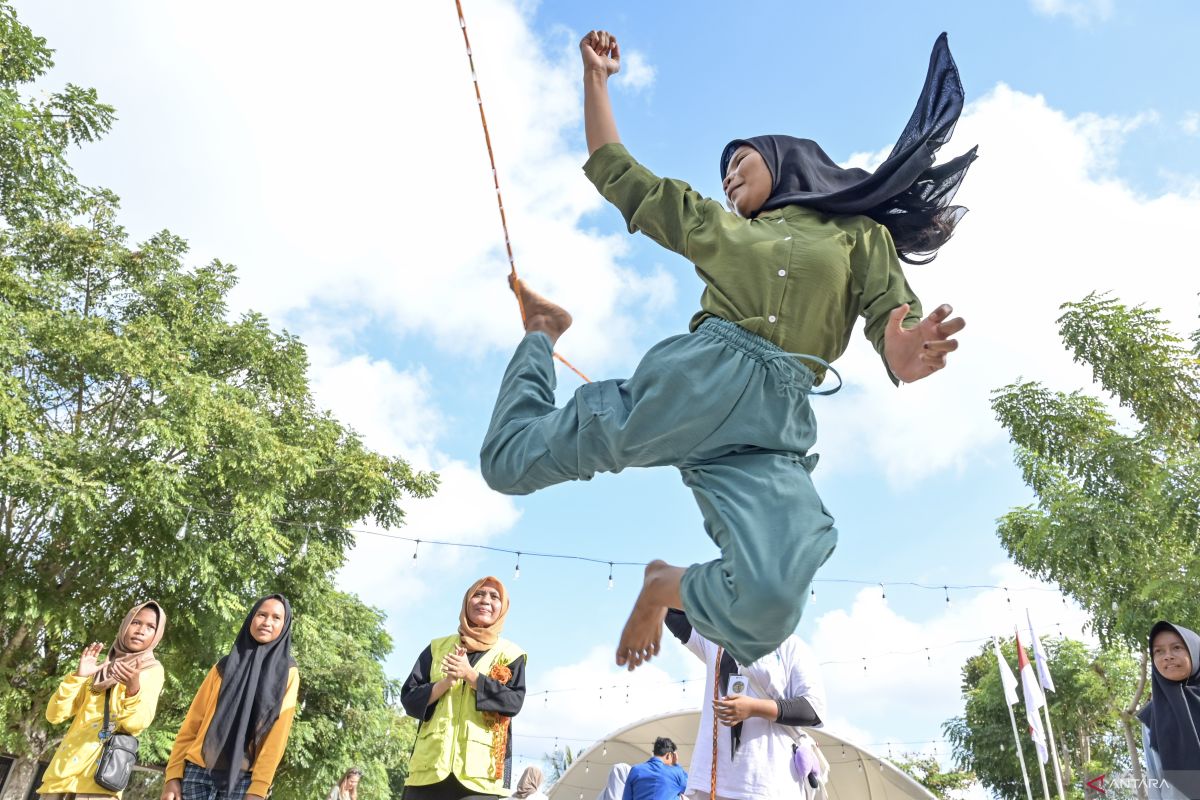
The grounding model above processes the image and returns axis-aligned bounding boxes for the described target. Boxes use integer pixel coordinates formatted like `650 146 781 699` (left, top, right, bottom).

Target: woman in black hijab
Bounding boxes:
1139 621 1200 799
482 29 977 673
718 33 976 264
162 595 300 800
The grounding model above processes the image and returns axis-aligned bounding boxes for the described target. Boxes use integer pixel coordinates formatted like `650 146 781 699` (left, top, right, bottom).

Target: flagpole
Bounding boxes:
1015 628 1053 800
1035 745 1052 800
1026 611 1067 800
1005 695 1035 800
1041 702 1067 800
996 636 1035 800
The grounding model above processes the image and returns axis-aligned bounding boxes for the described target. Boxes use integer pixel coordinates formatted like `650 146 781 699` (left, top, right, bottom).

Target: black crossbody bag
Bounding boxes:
94 688 140 792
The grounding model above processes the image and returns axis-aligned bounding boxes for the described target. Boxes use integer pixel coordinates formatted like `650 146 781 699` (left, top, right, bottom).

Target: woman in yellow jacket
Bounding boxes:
161 595 299 800
401 577 526 800
38 600 167 800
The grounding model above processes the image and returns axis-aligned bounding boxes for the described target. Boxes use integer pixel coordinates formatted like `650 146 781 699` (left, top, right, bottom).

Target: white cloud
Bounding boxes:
304 342 522 610
615 50 657 93
809 561 1093 751
1029 0 1114 25
815 84 1200 486
508 563 1086 785
127 0 672 373
512 644 704 762
1182 111 1200 136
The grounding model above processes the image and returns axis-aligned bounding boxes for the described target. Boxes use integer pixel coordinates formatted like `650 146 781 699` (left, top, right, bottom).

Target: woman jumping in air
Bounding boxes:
481 29 976 672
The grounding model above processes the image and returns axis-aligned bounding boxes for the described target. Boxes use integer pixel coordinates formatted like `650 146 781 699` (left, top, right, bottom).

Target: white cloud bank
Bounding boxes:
507 562 1089 781
819 85 1199 485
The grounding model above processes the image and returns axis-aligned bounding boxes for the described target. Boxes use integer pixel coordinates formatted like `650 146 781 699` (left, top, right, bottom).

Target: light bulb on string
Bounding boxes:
514 552 521 580
298 530 309 559
412 539 420 560
1004 586 1011 605
944 585 950 606
603 746 607 756
176 509 191 541
810 586 816 604
585 764 589 774
608 563 613 590
879 583 886 602
925 647 931 666
861 657 867 673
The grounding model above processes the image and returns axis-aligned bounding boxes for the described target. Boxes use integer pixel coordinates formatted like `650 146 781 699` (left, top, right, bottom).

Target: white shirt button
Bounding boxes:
768 315 778 323
778 269 786 277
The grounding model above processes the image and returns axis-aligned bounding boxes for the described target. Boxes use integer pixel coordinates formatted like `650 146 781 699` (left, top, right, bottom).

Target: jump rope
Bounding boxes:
454 0 590 384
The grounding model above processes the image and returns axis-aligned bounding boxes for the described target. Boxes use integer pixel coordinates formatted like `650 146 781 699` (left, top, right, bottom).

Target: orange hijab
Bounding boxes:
457 576 509 653
92 600 166 692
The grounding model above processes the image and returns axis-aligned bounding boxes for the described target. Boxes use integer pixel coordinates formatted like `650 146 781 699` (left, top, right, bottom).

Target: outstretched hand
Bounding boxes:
883 303 965 383
580 30 620 77
76 642 105 678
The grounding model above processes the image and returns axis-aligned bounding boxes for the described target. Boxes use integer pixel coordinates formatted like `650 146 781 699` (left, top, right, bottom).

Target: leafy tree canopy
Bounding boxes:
0 4 435 798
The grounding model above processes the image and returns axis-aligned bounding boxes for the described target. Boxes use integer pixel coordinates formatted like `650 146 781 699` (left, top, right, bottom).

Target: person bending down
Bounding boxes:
480 29 976 670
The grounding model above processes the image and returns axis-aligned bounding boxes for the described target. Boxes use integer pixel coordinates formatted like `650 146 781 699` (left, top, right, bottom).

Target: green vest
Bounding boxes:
406 635 526 795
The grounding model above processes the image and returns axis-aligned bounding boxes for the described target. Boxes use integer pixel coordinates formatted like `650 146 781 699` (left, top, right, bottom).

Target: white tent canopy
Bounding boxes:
546 710 935 800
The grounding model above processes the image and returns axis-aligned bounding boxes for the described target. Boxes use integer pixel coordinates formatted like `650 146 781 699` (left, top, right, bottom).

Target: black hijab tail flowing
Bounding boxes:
1137 621 1200 798
720 33 977 264
202 594 295 797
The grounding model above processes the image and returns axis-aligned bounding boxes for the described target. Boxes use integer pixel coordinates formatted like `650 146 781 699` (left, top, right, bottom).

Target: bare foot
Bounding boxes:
616 560 685 671
509 276 572 344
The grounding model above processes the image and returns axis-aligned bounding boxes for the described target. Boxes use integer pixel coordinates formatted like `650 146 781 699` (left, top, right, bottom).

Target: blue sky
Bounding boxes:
18 0 1200 793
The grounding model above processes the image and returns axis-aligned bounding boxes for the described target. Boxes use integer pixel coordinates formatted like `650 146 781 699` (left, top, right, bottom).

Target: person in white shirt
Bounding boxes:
665 610 827 800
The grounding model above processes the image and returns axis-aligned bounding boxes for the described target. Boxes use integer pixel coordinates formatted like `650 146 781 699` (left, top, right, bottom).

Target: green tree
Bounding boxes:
892 754 975 800
0 4 435 799
944 637 1139 800
991 294 1200 649
990 293 1200 788
544 745 575 785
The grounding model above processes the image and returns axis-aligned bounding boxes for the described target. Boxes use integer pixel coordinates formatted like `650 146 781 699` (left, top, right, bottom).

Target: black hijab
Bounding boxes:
203 594 296 795
1138 621 1200 798
720 33 977 264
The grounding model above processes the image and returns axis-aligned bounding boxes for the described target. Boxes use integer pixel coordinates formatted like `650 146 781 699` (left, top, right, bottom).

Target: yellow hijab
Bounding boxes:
457 576 509 652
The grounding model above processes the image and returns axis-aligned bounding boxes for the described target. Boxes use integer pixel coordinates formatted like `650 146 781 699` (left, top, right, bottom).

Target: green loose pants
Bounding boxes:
480 318 838 665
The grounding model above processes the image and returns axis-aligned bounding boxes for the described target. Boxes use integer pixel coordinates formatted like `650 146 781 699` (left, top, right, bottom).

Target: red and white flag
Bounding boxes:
1015 631 1049 764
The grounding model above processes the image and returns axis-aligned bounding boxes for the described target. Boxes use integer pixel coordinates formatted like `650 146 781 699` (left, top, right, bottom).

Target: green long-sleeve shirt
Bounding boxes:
583 143 921 384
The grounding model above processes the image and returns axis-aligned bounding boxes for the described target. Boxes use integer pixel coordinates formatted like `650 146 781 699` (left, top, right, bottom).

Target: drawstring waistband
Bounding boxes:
695 318 842 397
764 351 842 397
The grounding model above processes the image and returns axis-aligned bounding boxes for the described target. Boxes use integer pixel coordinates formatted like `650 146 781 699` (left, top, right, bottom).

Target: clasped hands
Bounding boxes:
441 646 479 688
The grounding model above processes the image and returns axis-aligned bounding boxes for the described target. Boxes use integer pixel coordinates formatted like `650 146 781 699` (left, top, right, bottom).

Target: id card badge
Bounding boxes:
726 674 751 697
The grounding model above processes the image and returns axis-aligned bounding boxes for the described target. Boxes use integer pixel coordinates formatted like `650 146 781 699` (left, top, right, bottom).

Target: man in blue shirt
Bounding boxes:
622 737 688 800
